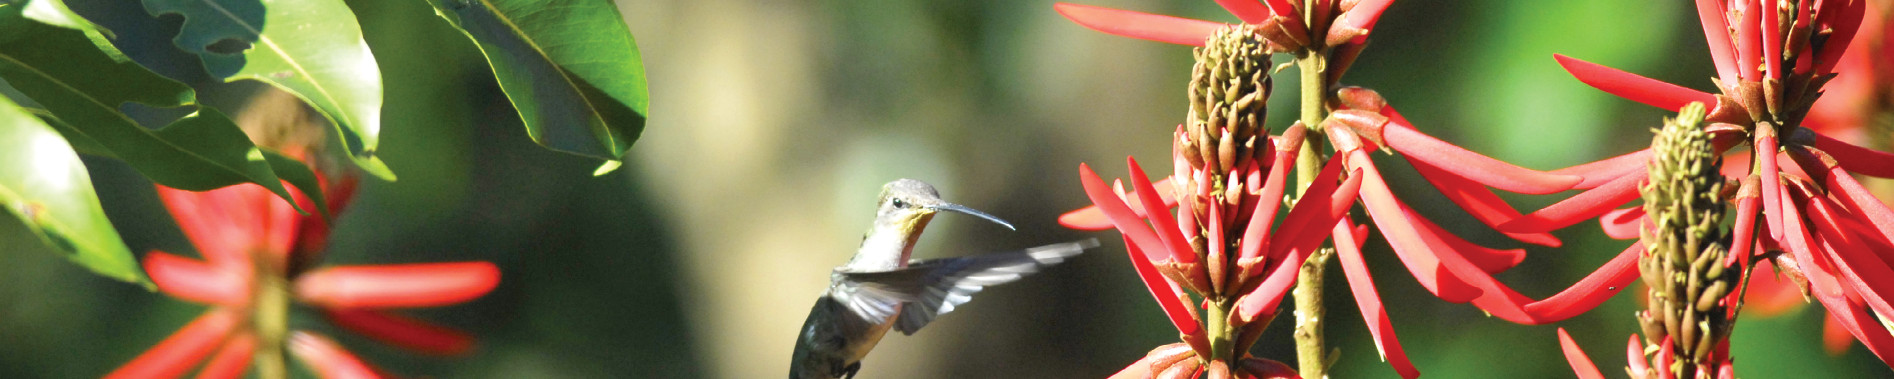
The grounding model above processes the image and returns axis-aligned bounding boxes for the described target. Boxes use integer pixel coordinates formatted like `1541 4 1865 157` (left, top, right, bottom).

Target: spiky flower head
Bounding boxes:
1636 102 1738 378
1183 24 1274 178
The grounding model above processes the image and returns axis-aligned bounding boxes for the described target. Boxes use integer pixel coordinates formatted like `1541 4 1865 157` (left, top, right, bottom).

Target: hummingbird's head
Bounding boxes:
873 179 1015 234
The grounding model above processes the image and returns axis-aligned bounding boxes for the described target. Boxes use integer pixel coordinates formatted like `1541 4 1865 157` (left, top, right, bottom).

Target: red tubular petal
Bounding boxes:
157 185 267 265
1821 159 1894 240
104 310 238 379
1805 197 1894 324
1401 204 1525 274
1129 159 1196 264
1824 312 1856 355
1238 148 1295 262
1053 3 1225 46
1815 133 1894 178
1735 0 1762 81
195 332 255 379
1059 178 1177 230
1393 193 1639 324
1780 187 1846 298
1815 0 1868 74
1406 156 1562 246
1080 164 1173 262
1810 280 1894 365
1260 0 1308 35
1728 187 1762 267
1518 242 1643 321
1381 107 1580 194
1266 157 1350 260
1554 54 1718 111
296 262 500 309
1214 0 1271 24
1599 207 1644 240
1336 0 1395 33
144 251 249 306
1332 221 1419 379
1762 0 1783 79
1348 151 1484 303
1123 236 1203 336
1794 1 1817 75
1656 337 1676 379
289 332 382 379
1261 0 1298 18
1557 328 1606 379
1272 172 1363 262
1551 149 1652 189
1498 172 1644 233
1237 244 1306 322
325 309 475 356
1626 335 1651 378
1758 133 1785 240
1694 0 1739 82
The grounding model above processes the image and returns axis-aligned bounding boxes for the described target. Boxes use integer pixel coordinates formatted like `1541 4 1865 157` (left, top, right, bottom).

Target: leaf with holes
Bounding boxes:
0 94 149 286
143 0 394 180
432 0 648 173
0 12 324 215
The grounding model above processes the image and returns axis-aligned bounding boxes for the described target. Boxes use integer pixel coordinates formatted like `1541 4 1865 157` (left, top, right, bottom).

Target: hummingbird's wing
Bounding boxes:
890 239 1097 335
828 269 925 323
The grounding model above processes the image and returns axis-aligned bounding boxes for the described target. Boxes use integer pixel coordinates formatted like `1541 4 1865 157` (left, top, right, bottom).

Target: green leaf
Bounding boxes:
0 12 313 214
143 0 395 180
262 149 328 219
19 0 111 35
0 94 150 286
432 0 648 164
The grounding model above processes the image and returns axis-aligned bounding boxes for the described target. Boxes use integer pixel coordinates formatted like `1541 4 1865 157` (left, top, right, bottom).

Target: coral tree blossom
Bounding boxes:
1526 0 1894 368
105 158 500 378
1560 104 1744 379
1054 1 1666 377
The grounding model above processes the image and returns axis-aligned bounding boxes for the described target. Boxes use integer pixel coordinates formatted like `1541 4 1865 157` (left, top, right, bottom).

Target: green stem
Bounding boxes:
254 263 290 379
1206 299 1235 362
1291 51 1333 379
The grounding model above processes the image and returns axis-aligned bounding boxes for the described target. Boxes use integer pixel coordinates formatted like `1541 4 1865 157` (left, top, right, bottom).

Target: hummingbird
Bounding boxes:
788 179 1096 379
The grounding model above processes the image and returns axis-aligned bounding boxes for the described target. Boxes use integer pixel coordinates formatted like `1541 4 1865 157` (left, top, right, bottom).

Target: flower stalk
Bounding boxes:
1292 49 1334 378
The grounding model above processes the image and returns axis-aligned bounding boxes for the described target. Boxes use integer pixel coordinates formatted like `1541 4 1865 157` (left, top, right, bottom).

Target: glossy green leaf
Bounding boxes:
0 13 320 214
143 0 395 180
432 0 649 169
0 94 149 286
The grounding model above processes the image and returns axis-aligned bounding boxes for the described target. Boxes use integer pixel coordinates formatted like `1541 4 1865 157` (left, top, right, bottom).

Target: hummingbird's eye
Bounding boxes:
891 198 908 209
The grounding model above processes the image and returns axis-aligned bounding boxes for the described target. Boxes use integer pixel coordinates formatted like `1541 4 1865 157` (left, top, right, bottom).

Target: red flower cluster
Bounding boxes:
1050 2 1697 377
105 164 499 378
1540 0 1894 372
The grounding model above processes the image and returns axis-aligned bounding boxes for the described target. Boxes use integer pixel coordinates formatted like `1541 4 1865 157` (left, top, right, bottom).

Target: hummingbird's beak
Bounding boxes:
929 203 1016 231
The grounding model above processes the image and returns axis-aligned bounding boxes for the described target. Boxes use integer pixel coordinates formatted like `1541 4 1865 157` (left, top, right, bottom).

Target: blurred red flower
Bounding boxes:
106 163 499 379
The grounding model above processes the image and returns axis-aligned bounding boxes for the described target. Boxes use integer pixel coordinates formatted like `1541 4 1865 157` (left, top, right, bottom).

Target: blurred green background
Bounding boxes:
1 0 1888 377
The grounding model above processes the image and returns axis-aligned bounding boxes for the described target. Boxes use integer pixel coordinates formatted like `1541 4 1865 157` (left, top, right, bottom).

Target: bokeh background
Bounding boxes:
1 0 1889 377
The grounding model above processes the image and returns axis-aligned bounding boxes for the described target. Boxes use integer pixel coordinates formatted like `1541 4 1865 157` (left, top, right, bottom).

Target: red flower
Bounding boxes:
1052 0 1395 83
1516 0 1894 366
106 165 499 379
